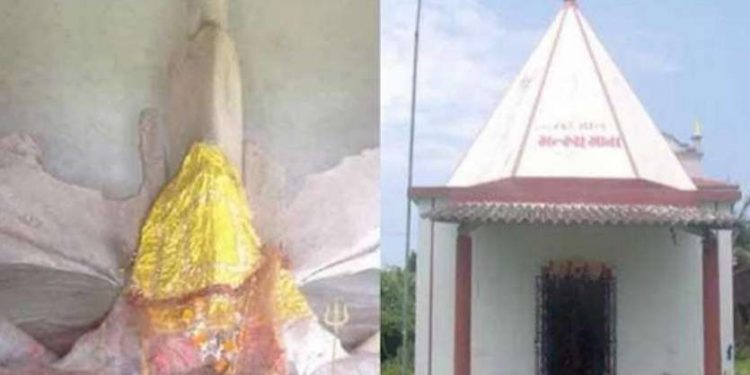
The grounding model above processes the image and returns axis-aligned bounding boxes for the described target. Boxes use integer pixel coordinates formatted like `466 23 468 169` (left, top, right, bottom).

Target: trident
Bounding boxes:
324 298 350 375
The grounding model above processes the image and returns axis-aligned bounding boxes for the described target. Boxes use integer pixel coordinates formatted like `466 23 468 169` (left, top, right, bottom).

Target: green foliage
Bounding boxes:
381 252 416 373
737 198 750 251
737 346 750 375
736 197 750 358
382 354 414 375
380 360 401 375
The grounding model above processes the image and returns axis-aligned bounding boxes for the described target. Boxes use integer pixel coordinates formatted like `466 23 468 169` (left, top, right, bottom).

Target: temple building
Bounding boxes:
411 1 742 375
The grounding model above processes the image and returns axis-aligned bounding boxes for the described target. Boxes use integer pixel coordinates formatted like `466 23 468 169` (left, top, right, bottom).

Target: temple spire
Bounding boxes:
448 1 695 190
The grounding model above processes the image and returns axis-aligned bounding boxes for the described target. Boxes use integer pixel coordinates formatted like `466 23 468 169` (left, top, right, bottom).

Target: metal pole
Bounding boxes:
402 0 423 374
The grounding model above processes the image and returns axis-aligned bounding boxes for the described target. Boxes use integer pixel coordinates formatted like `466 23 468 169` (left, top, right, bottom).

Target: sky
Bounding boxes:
381 0 750 266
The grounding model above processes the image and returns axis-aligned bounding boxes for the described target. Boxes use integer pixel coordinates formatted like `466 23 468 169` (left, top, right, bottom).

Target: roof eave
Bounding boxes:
410 177 742 206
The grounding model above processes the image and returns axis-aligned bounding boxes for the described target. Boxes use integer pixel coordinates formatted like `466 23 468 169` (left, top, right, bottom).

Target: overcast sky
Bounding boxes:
381 0 750 266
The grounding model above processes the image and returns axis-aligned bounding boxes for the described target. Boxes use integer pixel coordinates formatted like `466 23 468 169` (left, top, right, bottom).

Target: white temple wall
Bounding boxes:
415 217 458 375
0 0 377 197
415 216 432 375
467 224 704 375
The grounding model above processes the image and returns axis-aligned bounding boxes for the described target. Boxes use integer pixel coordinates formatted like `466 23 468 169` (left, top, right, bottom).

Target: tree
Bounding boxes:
381 252 416 374
735 197 750 252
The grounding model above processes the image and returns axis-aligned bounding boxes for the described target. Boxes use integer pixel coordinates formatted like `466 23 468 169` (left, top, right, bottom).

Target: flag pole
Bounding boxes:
402 0 423 374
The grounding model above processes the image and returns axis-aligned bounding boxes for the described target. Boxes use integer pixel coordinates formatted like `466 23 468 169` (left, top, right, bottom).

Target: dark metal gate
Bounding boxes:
535 262 616 375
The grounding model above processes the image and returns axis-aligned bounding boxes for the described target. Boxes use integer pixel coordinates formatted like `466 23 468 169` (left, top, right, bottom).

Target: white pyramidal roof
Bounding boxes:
448 1 696 191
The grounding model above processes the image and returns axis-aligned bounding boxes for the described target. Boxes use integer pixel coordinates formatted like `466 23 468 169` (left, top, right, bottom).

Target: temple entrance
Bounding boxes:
536 261 615 375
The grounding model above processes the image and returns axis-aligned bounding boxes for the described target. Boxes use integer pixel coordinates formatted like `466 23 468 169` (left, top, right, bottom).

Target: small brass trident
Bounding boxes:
324 298 350 375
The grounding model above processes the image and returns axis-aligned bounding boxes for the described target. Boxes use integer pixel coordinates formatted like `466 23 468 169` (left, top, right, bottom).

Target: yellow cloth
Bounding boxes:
272 260 313 325
130 142 262 301
127 142 311 374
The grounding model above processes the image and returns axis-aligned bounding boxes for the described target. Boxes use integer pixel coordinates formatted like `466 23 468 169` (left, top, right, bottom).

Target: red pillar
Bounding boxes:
455 233 472 375
703 234 721 375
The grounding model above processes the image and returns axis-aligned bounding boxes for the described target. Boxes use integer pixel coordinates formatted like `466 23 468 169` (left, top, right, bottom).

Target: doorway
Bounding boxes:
536 261 616 375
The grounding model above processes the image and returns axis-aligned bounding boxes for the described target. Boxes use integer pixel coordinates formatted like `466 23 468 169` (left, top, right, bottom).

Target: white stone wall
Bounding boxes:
0 0 377 198
425 224 705 375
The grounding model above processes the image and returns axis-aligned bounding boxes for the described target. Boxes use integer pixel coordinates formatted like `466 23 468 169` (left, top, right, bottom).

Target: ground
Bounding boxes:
738 359 750 375
738 346 750 375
